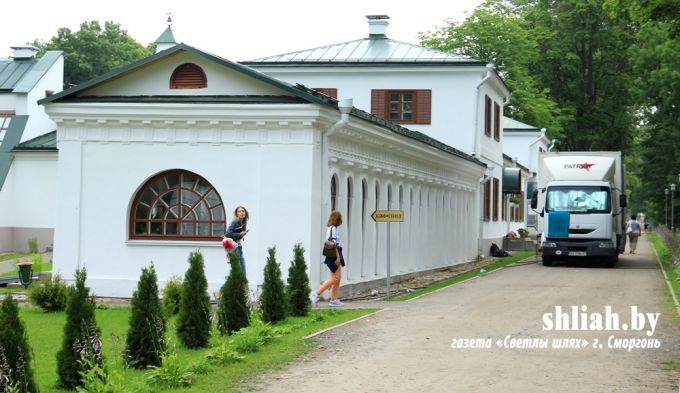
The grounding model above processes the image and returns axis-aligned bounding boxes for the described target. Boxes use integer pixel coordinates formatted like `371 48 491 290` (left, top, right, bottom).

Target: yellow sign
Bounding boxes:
371 210 404 222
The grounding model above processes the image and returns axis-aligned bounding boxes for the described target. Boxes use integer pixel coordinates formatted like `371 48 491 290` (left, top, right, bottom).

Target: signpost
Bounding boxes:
371 210 404 300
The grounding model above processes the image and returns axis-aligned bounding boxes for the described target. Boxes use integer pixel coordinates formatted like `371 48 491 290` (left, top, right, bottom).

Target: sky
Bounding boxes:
1 0 483 61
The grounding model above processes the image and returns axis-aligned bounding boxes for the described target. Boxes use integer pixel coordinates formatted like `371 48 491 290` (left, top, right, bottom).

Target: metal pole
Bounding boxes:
386 222 391 301
673 184 676 231
665 188 669 227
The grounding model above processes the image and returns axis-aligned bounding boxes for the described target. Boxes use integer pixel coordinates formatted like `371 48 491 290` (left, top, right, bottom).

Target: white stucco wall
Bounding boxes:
0 95 16 109
51 110 317 297
22 55 63 142
250 66 483 155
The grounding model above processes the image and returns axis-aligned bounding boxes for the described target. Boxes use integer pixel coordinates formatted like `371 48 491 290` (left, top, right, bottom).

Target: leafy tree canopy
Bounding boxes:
32 21 154 88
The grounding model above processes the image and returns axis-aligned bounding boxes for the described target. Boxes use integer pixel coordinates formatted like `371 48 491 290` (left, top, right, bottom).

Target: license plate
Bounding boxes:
568 251 587 256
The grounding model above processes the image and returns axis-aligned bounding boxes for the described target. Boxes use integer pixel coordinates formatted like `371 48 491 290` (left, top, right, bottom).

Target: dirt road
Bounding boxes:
248 235 680 392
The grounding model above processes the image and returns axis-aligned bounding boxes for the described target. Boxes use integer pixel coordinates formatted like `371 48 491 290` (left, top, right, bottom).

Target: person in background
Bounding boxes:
626 214 642 254
311 211 345 307
226 206 250 273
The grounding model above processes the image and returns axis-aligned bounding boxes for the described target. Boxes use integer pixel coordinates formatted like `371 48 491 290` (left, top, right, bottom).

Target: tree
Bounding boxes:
286 243 311 316
420 0 565 140
57 268 104 390
0 296 37 393
260 247 286 324
125 264 166 369
217 251 250 335
33 21 154 88
177 251 211 348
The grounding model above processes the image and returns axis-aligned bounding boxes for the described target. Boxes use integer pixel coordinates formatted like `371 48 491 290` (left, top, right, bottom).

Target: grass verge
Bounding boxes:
0 252 30 263
648 233 680 310
0 260 53 278
20 306 375 392
393 250 536 301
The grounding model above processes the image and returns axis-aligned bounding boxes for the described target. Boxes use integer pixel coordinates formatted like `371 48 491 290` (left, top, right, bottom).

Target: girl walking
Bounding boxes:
226 206 250 273
626 214 642 254
311 211 345 307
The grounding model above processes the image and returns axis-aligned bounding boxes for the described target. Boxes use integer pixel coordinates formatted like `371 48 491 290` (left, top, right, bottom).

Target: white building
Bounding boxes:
243 15 513 253
40 42 485 297
0 47 63 252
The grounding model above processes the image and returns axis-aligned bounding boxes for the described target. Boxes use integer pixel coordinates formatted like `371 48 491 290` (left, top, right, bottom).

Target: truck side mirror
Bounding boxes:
530 189 538 209
619 194 627 208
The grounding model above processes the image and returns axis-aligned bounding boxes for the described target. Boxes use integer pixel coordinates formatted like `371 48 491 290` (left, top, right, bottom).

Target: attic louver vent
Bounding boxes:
170 63 207 89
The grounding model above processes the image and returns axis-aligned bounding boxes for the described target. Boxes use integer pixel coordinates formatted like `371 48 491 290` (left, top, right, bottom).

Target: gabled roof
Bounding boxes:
38 43 483 166
38 43 330 106
244 38 484 66
0 51 62 93
503 117 540 132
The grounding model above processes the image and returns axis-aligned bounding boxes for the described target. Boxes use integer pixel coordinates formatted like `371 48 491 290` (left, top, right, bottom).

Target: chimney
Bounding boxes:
366 15 390 38
11 46 38 60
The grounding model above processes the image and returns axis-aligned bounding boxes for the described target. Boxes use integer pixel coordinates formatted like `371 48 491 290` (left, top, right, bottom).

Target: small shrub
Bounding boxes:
145 347 193 388
217 251 250 335
204 343 245 365
28 273 69 312
260 247 286 324
57 268 104 390
125 264 166 369
162 275 183 315
230 319 285 353
75 360 130 393
27 238 38 254
0 295 37 393
177 251 211 349
287 243 311 316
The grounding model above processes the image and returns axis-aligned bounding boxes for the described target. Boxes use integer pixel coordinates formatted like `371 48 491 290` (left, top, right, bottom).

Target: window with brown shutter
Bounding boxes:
502 194 507 221
170 63 207 89
493 102 500 141
312 88 338 99
484 95 492 137
371 89 431 124
493 177 499 221
483 180 491 221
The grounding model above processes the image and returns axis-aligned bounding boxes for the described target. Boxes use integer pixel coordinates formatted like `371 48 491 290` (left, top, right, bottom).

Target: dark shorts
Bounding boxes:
324 246 345 273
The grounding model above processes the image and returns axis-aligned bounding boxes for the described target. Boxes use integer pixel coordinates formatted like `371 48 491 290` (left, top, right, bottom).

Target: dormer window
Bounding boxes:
170 63 207 89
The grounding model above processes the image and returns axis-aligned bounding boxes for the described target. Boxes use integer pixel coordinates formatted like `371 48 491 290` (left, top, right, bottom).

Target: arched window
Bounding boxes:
331 175 338 211
362 179 368 230
170 63 207 89
130 170 225 240
347 177 353 226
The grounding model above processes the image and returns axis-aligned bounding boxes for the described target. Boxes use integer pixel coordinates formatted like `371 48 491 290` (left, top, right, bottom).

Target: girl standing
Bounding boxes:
311 211 345 307
226 206 250 273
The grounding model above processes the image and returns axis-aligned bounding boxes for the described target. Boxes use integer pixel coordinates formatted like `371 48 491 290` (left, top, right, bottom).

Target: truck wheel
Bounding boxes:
542 256 553 266
604 257 616 268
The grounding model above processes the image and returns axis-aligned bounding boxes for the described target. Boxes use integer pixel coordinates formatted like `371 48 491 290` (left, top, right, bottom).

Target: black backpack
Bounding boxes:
490 243 510 257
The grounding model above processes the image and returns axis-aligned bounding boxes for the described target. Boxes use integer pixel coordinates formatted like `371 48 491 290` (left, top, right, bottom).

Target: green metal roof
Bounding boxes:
13 130 57 151
155 26 176 45
0 51 62 93
0 115 28 190
39 43 483 167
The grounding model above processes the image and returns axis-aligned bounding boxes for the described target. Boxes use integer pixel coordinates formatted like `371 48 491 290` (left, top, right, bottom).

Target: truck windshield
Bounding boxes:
545 186 611 214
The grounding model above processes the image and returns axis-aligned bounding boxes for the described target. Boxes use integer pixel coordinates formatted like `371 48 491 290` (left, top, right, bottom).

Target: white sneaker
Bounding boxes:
328 299 344 307
310 291 319 306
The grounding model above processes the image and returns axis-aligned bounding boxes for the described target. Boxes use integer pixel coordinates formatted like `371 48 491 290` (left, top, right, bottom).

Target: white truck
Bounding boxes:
530 151 626 267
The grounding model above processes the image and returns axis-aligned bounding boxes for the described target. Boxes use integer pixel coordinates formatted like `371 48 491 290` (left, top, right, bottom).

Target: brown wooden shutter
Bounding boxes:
484 95 492 137
371 90 388 120
494 102 501 141
415 89 431 124
313 88 338 99
493 178 499 221
170 63 207 89
483 180 491 221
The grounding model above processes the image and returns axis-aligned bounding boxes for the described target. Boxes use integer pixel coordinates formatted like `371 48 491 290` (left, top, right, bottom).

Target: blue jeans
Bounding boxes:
236 246 246 274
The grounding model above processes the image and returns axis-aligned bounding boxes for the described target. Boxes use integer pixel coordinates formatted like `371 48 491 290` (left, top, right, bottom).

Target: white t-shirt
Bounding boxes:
326 226 341 248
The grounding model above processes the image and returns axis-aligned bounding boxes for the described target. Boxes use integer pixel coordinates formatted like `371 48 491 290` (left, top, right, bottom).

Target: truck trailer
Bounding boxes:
530 151 626 267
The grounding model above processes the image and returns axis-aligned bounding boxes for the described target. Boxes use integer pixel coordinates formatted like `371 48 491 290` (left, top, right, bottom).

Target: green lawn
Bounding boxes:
20 306 375 392
649 233 680 307
0 260 53 278
393 251 536 301
0 252 30 263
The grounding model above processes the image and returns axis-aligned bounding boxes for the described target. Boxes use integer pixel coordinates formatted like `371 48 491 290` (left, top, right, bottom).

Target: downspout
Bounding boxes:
528 128 547 173
473 63 495 158
478 165 493 257
320 98 353 239
547 138 556 152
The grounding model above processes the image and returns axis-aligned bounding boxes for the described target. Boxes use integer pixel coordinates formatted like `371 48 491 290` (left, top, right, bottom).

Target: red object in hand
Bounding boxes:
222 237 237 249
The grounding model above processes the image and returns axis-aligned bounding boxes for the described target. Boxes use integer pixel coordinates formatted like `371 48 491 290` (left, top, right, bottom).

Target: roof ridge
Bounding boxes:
247 38 368 62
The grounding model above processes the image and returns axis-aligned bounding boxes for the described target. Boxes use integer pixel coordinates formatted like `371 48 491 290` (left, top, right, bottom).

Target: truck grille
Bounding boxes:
569 228 595 235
